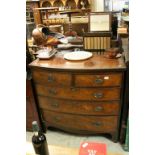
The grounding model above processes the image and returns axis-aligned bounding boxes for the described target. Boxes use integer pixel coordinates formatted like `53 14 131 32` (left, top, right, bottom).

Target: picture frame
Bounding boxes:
88 12 111 32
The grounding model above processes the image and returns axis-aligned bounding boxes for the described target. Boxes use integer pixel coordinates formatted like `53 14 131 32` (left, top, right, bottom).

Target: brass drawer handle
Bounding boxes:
54 116 61 122
49 89 57 95
71 87 77 91
47 75 55 82
95 78 103 84
92 122 102 127
51 102 59 108
95 106 103 112
94 93 103 99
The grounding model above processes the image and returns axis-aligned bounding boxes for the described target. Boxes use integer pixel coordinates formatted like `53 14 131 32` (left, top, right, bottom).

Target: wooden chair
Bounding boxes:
83 32 112 54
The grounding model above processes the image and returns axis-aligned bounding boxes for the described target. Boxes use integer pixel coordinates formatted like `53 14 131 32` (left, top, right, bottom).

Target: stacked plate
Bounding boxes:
36 49 57 59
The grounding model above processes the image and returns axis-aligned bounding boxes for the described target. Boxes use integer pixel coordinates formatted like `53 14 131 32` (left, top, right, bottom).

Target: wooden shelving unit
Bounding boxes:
26 2 35 23
33 7 90 26
40 0 91 9
26 0 42 25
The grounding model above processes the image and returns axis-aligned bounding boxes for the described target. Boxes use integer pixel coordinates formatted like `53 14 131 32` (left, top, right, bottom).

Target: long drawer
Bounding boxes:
32 70 71 86
42 110 118 133
35 84 121 101
75 73 122 87
38 96 120 115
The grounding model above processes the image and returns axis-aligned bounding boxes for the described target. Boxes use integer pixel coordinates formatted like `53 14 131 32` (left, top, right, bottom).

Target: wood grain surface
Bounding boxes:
35 84 121 101
38 96 120 115
42 110 118 133
29 53 126 71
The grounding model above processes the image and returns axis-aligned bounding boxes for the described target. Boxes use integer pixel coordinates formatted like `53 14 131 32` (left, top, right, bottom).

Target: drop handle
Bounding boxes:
95 106 103 112
54 116 61 122
47 75 55 82
49 89 57 95
94 93 103 99
92 122 102 127
71 87 77 91
95 78 103 84
51 102 59 108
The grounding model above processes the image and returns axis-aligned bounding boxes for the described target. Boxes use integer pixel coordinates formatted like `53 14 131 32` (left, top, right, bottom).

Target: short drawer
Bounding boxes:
38 96 120 115
32 70 71 86
75 73 122 87
42 110 118 133
35 84 121 101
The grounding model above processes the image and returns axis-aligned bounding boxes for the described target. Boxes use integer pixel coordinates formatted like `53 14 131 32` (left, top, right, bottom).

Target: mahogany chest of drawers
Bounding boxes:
29 52 126 142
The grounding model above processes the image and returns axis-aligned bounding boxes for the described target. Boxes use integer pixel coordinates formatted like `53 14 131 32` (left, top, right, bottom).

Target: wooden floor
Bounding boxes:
26 142 123 155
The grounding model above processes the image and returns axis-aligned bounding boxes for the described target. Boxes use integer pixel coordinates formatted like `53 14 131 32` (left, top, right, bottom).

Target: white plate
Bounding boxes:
36 50 57 59
64 51 93 61
59 38 68 44
36 49 51 55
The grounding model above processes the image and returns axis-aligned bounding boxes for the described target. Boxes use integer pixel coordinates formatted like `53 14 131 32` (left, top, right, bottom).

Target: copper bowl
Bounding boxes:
104 48 119 59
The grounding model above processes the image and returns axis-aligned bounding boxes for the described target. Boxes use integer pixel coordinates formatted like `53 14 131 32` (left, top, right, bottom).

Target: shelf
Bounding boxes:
26 0 40 2
26 17 34 19
34 7 59 11
26 22 35 24
26 10 33 12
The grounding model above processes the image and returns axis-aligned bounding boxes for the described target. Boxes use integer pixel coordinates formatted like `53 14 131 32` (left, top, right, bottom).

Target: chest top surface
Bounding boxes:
29 52 126 71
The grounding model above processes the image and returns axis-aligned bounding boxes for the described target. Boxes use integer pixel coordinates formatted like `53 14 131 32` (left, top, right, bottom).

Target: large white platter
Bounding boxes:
64 51 93 61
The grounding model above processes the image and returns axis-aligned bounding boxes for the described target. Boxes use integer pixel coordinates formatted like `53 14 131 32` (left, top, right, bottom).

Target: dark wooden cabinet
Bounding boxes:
26 34 41 131
26 78 41 131
29 52 126 142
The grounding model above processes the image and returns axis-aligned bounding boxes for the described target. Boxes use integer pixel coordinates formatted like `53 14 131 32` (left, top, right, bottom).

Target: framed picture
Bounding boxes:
88 12 111 32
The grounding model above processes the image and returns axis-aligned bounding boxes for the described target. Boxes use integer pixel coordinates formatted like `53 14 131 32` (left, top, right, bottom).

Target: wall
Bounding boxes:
90 0 129 12
90 0 104 11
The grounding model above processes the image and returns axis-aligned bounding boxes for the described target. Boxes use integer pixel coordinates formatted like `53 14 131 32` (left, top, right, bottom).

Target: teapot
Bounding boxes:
103 48 120 59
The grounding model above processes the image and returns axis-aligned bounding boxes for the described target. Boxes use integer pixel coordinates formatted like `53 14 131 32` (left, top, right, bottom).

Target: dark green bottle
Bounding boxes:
32 121 49 155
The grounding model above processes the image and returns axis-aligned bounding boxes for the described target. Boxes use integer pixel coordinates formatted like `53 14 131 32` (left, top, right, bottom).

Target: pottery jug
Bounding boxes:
32 24 50 46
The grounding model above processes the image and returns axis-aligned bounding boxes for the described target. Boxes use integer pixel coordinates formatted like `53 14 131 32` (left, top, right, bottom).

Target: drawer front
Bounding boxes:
35 84 121 101
38 96 120 115
42 110 118 133
75 73 122 87
32 70 71 86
